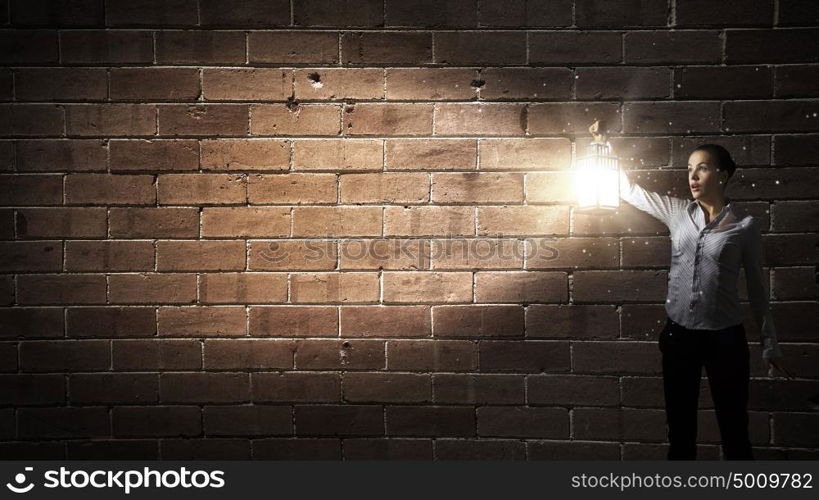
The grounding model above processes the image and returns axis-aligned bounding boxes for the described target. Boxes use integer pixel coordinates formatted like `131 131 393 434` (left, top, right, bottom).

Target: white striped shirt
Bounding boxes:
618 170 782 359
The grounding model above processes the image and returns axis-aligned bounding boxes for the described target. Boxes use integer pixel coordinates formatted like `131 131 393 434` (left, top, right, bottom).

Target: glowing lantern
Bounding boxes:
573 119 621 214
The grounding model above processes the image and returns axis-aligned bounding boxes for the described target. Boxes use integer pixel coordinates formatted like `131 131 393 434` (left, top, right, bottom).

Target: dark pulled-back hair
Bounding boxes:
691 143 737 181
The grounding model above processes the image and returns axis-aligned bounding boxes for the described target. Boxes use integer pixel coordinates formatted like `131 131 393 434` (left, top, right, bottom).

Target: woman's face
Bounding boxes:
687 150 727 200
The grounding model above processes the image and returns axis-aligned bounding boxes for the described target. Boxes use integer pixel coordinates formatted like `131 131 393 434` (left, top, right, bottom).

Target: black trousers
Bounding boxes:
659 315 754 460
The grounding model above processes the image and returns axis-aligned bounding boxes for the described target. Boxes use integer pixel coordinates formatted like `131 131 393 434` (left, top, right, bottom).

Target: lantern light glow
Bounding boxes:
573 120 621 214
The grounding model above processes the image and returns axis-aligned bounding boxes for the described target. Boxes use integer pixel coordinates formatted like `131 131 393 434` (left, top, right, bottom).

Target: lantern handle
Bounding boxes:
589 119 607 144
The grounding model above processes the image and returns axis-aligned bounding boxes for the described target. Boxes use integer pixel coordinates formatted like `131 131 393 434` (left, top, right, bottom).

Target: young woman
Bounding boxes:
618 144 793 460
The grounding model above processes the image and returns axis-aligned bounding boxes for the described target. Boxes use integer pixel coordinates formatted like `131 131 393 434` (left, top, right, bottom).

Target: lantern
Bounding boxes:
573 119 621 214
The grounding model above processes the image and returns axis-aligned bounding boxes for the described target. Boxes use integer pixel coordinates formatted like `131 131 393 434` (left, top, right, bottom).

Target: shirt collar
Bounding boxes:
687 197 733 229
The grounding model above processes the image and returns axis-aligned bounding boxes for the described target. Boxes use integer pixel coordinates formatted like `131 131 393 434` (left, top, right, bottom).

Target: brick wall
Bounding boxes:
1 0 817 460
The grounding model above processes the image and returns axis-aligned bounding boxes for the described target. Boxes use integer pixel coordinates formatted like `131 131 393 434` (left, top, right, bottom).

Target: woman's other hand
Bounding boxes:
765 357 794 379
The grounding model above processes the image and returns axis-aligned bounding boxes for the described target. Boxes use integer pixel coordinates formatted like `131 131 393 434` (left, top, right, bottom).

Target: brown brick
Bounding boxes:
675 0 773 26
528 102 621 135
110 68 200 101
0 29 58 64
728 167 818 199
385 406 474 437
294 68 384 100
727 28 819 64
340 173 429 203
109 207 199 238
204 339 294 370
158 173 247 204
250 306 338 336
113 406 201 437
65 173 155 204
293 139 381 170
19 407 109 438
251 104 340 135
772 201 819 232
294 0 383 26
478 206 569 236
201 139 289 171
17 139 107 172
433 305 524 337
341 32 431 65
340 305 430 337
108 273 197 304
69 373 158 404
15 68 107 101
625 30 722 64
294 338 385 369
158 104 249 136
161 372 250 403
529 374 620 406
385 68 476 100
480 67 573 99
60 30 153 64
773 134 819 165
200 272 288 304
202 207 290 237
435 32 526 65
112 339 201 370
385 1 477 27
17 274 106 305
249 31 339 64
0 374 65 405
156 240 246 271
624 101 721 134
339 238 429 270
248 240 338 271
525 171 574 203
105 0 198 26
156 30 246 64
19 339 110 372
477 0 572 27
527 236 620 269
434 103 525 136
0 241 62 272
385 206 474 237
432 172 523 203
291 272 380 303
199 0 290 27
0 104 64 136
383 271 472 303
573 270 668 303
203 68 293 101
526 304 619 339
16 208 106 238
248 173 336 204
203 405 292 437
577 66 670 99
296 404 383 435
675 66 772 99
0 308 64 339
475 271 568 303
387 340 476 371
110 139 198 172
253 373 341 401
479 406 569 438
433 373 525 404
0 142 12 170
158 306 247 336
66 307 156 338
480 340 570 372
725 101 819 133
775 66 819 98
344 372 431 402
429 238 523 270
386 139 477 170
65 240 154 271
572 341 661 375
65 104 155 136
621 236 670 268
0 174 63 206
293 206 381 237
529 32 622 65
343 103 433 135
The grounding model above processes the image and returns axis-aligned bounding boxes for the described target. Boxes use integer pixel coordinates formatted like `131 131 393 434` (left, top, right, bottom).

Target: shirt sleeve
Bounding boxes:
618 169 689 228
742 217 783 360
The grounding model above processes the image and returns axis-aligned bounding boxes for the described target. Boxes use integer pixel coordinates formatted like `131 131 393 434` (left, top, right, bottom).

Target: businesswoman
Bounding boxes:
618 144 793 460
